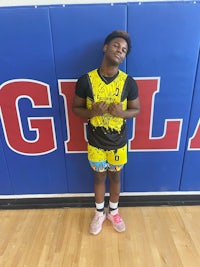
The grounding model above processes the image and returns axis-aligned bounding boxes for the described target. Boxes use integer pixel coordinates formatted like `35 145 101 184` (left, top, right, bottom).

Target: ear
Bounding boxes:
103 44 108 53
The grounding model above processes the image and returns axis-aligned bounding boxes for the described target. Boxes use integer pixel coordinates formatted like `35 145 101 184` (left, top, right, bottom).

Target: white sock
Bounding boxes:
95 202 105 212
109 201 118 211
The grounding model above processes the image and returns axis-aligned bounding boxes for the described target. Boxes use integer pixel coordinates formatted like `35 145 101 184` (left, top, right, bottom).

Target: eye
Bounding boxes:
113 43 119 48
122 48 127 54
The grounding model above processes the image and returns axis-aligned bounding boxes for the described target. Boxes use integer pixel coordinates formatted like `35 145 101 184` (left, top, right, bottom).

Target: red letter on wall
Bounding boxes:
188 119 200 150
59 80 87 152
0 79 56 155
129 78 182 151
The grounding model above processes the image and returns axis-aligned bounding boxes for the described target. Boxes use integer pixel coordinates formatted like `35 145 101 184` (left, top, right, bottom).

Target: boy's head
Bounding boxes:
104 30 132 54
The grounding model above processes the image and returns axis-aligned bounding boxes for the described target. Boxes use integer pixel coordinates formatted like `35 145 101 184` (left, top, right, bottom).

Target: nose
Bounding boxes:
117 46 123 53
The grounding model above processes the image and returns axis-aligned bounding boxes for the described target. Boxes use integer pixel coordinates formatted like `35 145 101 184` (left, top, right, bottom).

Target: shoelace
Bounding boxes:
113 213 122 223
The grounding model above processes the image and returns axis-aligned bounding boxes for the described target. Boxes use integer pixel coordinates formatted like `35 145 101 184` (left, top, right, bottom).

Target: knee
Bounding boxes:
108 171 121 184
94 171 107 184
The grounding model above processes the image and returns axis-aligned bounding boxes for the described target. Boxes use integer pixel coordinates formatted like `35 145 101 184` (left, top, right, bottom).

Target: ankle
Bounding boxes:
95 201 105 213
96 208 105 213
109 201 118 214
109 208 118 215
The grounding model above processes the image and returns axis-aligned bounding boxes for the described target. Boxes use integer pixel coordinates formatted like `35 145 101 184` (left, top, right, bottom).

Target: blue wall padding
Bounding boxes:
0 137 13 194
180 53 200 190
0 2 200 195
124 2 200 191
0 7 68 194
50 4 127 79
50 4 127 193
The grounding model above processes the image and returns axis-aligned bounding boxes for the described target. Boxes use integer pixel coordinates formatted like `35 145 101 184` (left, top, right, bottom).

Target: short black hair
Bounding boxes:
104 30 132 54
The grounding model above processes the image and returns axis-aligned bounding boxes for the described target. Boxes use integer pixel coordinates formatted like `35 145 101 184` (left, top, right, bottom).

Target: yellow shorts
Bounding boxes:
88 143 127 172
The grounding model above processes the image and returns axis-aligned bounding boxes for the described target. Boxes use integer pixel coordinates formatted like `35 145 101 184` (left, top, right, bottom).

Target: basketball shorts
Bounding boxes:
88 143 127 172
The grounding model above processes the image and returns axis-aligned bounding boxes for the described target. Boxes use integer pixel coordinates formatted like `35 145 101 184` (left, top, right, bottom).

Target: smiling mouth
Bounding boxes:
114 55 121 60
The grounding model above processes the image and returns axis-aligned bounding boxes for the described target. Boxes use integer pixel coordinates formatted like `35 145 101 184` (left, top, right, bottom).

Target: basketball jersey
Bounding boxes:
86 69 128 150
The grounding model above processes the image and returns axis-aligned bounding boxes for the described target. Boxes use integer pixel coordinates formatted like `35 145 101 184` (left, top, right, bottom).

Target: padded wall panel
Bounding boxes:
50 4 127 192
124 2 200 191
50 4 127 79
0 136 13 194
0 7 68 194
180 55 200 190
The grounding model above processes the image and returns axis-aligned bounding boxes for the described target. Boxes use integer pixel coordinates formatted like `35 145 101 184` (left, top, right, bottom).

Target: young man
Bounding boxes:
72 30 140 235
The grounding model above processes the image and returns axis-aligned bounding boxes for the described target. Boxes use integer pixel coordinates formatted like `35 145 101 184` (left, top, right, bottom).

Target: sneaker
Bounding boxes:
90 211 106 235
107 210 126 232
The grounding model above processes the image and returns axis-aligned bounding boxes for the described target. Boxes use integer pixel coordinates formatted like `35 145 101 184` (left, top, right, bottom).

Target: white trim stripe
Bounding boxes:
0 191 200 199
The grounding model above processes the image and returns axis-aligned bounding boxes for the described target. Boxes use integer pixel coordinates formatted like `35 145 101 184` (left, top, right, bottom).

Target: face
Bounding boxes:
103 37 128 66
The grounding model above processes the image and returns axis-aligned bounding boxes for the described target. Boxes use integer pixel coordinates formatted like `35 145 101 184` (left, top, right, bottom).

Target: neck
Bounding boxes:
100 66 118 77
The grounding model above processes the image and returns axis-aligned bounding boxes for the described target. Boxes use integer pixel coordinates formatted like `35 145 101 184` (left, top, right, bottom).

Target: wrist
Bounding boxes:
90 109 96 118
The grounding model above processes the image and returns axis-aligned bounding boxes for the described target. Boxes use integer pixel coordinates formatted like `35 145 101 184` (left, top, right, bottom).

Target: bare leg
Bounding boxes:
90 171 107 235
108 170 121 203
94 171 107 203
107 170 126 232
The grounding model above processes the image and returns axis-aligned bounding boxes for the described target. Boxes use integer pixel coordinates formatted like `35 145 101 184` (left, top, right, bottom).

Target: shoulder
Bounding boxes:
76 71 96 98
76 73 88 85
124 75 138 100
77 68 98 84
126 75 138 88
118 70 137 88
75 74 89 98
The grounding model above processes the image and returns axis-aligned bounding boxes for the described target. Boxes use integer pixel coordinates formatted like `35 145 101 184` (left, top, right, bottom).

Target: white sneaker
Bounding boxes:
90 211 106 235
